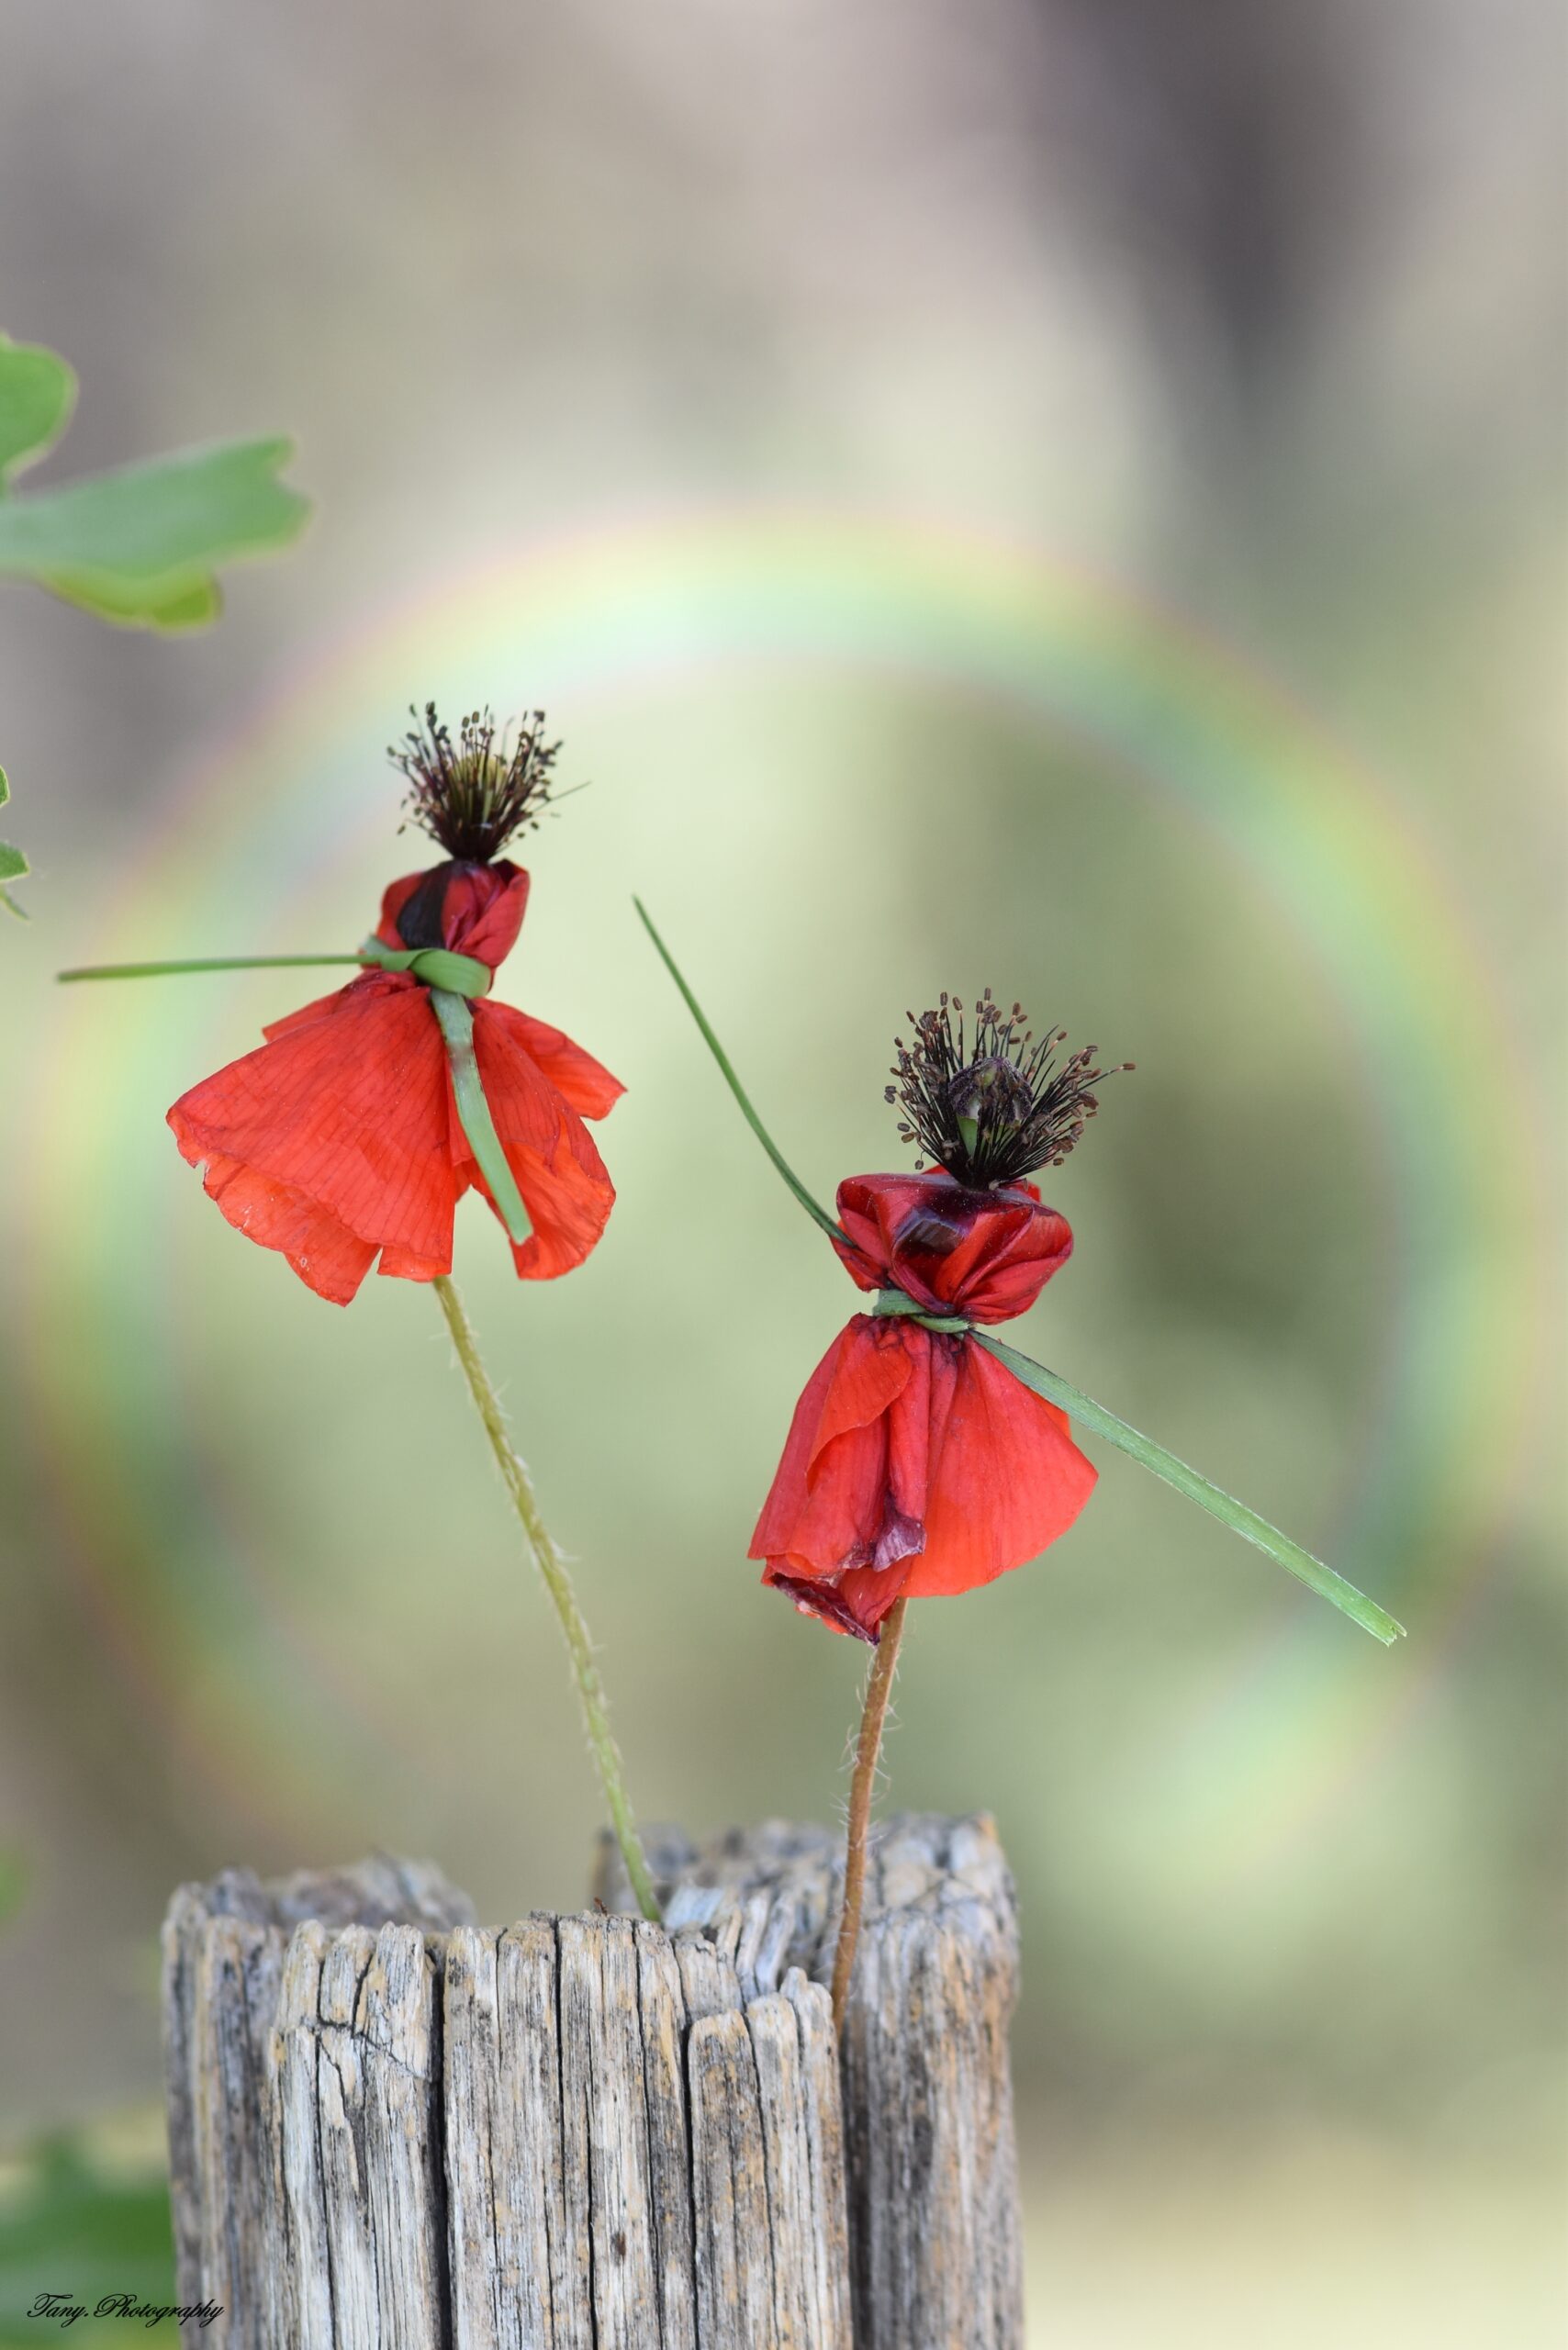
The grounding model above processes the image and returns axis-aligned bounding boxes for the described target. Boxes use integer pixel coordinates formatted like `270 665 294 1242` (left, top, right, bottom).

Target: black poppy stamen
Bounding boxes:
390 700 562 865
886 986 1133 1187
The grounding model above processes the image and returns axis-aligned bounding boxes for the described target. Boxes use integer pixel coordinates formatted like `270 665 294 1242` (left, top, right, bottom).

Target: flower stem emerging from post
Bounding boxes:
431 1271 661 1925
831 1596 909 2028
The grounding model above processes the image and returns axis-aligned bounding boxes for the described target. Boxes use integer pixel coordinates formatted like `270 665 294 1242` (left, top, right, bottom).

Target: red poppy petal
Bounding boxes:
934 1198 1071 1316
831 1559 914 1632
168 982 458 1266
749 1331 852 1557
461 1013 616 1279
749 1322 911 1551
783 1416 894 1572
748 1321 923 1577
807 1319 913 1470
260 974 391 1045
904 1339 1096 1596
482 1003 624 1121
376 1244 454 1282
375 863 532 970
450 864 530 968
762 1556 913 1640
188 1151 378 1304
832 1170 1074 1320
761 1566 880 1642
375 870 424 945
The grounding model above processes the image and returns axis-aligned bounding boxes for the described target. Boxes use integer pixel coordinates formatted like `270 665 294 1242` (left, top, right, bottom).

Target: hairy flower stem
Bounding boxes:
431 1273 661 1925
830 1598 909 2028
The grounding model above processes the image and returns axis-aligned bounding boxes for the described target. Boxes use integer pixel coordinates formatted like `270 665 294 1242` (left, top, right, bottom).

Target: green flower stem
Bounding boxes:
830 1595 908 2030
975 1331 1406 1644
431 1272 661 1925
633 898 845 1243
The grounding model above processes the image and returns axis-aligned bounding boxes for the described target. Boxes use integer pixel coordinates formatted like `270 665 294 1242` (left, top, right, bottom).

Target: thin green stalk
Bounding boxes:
431 1272 661 1923
831 1596 907 2029
633 898 844 1242
976 1332 1406 1644
58 955 364 981
59 946 494 992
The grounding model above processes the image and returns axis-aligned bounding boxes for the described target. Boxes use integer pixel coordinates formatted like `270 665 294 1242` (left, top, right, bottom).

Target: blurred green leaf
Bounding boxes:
0 338 75 484
0 342 309 918
41 565 222 633
0 766 25 919
0 2141 174 2344
0 438 308 632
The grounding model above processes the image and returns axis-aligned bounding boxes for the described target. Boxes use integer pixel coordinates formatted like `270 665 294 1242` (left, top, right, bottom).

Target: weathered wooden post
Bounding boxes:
162 1814 1023 2347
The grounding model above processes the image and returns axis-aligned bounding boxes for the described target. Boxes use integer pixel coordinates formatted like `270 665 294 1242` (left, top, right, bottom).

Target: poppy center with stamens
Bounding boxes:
887 988 1131 1188
390 700 561 865
942 1054 1036 1145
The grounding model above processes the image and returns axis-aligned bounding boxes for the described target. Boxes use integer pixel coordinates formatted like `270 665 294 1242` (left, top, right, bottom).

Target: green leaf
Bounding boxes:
974 1332 1406 1644
0 436 309 632
42 564 221 632
0 767 25 917
0 435 307 575
0 336 75 483
0 2141 174 2341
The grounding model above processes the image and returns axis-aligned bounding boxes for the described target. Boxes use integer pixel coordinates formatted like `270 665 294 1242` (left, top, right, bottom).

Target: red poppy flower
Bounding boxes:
166 707 623 1305
743 988 1132 1639
751 1170 1097 1638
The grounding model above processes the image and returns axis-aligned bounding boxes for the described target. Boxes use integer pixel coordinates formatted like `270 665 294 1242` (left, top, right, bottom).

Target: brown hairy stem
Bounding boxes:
830 1597 909 2028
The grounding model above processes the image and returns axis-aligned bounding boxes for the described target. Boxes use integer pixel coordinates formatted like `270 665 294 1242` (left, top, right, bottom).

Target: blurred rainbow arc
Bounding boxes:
23 508 1548 1864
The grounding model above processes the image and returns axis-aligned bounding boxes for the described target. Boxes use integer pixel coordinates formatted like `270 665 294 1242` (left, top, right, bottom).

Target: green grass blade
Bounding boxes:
633 896 843 1242
429 987 532 1246
975 1331 1406 1644
57 955 362 982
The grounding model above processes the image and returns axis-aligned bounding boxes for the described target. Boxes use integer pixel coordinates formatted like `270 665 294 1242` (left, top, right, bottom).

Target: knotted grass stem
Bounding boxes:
830 1597 909 2028
431 1272 661 1925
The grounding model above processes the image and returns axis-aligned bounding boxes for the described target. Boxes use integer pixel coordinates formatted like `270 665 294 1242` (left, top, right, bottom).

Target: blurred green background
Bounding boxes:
1 3 1562 2342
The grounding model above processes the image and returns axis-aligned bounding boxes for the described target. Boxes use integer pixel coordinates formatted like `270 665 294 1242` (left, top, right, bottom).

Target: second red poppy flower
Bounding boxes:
167 706 622 1304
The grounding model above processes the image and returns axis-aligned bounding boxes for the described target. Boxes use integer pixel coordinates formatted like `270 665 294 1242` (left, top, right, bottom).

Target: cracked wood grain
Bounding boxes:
163 1817 1015 2347
599 1811 1025 2348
